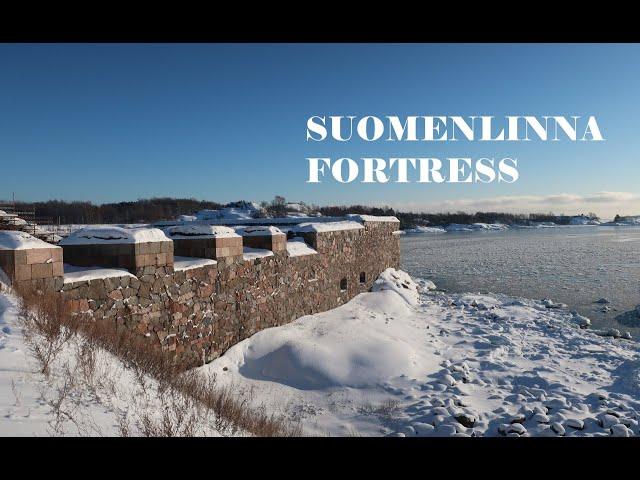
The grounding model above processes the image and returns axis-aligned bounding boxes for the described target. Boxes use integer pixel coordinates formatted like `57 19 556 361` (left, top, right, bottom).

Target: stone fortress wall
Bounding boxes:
0 216 400 368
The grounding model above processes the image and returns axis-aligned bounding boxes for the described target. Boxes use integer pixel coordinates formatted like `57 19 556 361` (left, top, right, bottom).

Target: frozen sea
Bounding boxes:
401 225 640 336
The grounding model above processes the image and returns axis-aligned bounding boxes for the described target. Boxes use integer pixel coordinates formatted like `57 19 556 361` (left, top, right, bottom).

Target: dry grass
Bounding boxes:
14 285 302 437
358 398 402 420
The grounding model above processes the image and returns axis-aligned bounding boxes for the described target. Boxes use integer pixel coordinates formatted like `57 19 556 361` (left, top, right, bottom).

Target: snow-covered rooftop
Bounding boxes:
195 203 264 222
234 226 284 236
0 231 58 250
291 221 364 233
164 224 240 239
3 217 27 226
346 214 399 223
59 226 170 245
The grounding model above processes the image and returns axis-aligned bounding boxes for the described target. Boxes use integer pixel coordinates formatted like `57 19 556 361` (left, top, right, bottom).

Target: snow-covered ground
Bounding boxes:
195 202 264 221
445 223 509 232
405 226 446 234
3 265 640 437
403 222 640 234
569 216 601 226
200 269 640 437
601 216 640 226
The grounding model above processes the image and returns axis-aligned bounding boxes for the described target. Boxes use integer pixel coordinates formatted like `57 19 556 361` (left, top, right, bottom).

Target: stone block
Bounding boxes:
51 248 63 262
241 232 287 252
161 241 173 254
13 250 27 264
31 262 53 279
52 261 64 277
14 264 32 281
26 248 56 265
117 254 134 268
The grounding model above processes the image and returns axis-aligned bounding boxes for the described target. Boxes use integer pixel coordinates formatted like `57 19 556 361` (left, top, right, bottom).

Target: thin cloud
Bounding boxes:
387 192 640 218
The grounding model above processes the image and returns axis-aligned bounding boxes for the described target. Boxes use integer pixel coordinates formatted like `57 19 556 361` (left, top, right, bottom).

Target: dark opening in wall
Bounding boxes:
360 272 366 284
340 277 347 291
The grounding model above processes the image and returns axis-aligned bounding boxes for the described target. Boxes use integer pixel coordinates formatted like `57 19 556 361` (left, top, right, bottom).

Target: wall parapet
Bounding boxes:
0 230 64 290
234 226 286 253
164 225 243 264
58 226 173 275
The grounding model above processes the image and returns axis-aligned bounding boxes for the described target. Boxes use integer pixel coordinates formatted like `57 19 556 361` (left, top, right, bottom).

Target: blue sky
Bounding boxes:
1 43 639 216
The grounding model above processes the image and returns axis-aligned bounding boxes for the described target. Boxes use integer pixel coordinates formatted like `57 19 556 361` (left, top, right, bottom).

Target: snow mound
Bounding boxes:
234 331 415 390
371 268 420 306
59 226 169 245
291 221 364 233
164 224 239 238
211 271 422 390
0 231 57 250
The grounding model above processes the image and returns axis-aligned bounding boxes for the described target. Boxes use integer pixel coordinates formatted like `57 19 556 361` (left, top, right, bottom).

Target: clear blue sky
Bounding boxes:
1 43 639 216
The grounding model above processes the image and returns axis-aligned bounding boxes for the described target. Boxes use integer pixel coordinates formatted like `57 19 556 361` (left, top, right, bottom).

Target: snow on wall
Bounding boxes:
164 224 239 239
291 221 364 233
59 226 170 245
286 237 318 257
63 264 136 283
233 225 284 236
345 214 399 223
243 247 274 260
0 231 57 250
173 256 217 272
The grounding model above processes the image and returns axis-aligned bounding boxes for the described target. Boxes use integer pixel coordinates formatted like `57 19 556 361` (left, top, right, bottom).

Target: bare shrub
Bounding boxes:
136 389 201 437
74 339 97 389
48 362 80 435
15 286 79 377
358 398 401 420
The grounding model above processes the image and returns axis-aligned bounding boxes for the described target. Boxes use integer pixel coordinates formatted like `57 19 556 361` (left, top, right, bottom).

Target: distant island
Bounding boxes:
1 197 639 241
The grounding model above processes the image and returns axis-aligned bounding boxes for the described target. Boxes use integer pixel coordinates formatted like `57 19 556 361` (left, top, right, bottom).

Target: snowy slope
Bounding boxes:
200 269 640 437
0 285 224 437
